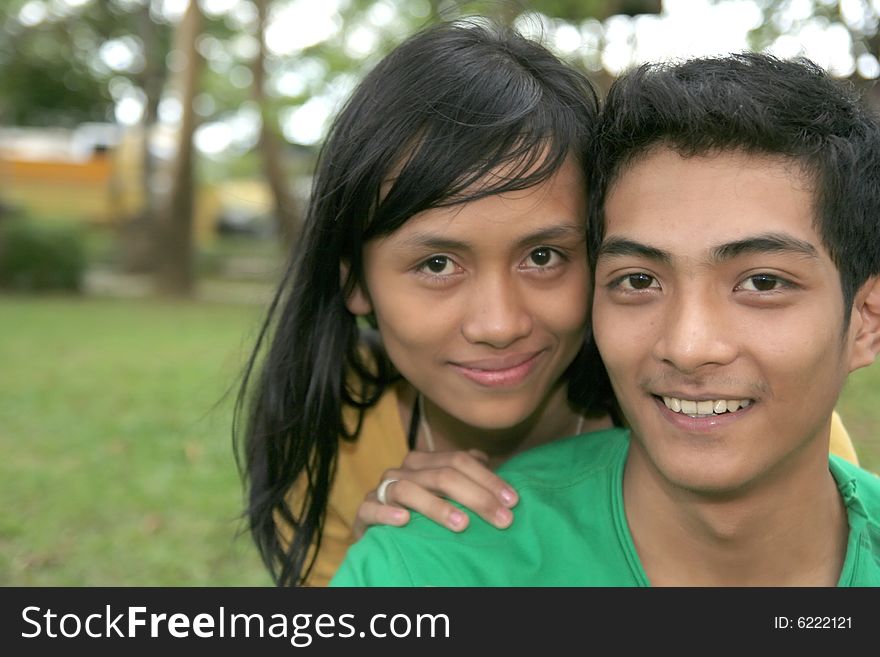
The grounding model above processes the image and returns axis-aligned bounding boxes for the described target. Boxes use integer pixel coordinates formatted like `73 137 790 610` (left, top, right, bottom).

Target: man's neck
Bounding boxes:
622 441 849 586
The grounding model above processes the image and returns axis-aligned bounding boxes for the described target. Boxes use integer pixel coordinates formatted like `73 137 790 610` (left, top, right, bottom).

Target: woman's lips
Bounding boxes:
449 350 546 387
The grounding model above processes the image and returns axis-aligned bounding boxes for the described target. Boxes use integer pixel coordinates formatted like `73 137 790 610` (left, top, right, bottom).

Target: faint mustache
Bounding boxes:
639 373 771 397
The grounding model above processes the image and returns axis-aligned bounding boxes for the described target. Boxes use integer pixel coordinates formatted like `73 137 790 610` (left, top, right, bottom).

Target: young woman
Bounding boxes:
234 20 859 587
234 19 616 586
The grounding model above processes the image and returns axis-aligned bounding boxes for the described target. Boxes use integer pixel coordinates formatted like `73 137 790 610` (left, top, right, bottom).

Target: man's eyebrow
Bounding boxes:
595 237 671 265
595 233 819 265
711 233 819 262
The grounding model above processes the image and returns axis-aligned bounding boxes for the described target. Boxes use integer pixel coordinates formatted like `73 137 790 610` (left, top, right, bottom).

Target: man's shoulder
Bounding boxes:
331 502 519 586
330 427 634 586
496 426 630 490
389 428 630 541
831 455 880 509
397 426 629 537
830 456 880 586
385 427 630 554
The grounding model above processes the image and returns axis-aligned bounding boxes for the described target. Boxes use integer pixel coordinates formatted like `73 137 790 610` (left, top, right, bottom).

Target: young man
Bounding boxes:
330 53 880 586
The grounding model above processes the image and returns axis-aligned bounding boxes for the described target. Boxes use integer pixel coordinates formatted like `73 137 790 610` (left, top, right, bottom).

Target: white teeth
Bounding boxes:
665 396 681 412
661 396 753 416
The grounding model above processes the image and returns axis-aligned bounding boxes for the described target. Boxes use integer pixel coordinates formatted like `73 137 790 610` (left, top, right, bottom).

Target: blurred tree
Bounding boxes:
0 0 176 273
740 0 880 104
0 0 664 285
154 0 203 296
7 0 877 296
0 0 115 126
119 0 172 273
252 0 300 246
522 0 661 20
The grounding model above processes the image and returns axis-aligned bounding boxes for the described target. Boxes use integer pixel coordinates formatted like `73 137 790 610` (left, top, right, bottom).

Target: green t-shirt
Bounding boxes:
330 428 880 586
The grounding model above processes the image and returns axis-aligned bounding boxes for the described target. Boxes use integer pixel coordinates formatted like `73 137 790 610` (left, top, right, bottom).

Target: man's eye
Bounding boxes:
419 256 455 275
618 273 657 290
525 247 559 268
739 274 785 292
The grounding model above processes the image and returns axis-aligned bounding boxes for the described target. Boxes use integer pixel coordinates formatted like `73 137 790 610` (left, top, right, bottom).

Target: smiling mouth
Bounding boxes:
450 350 546 387
657 395 753 418
452 350 545 371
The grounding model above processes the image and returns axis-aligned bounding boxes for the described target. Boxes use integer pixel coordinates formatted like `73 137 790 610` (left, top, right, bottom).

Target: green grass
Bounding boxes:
0 295 877 586
0 295 272 585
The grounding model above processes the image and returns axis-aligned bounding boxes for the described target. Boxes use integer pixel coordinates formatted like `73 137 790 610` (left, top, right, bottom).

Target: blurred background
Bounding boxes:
1 0 878 586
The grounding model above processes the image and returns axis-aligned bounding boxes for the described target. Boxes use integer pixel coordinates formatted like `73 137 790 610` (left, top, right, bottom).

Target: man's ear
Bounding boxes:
340 262 372 316
848 276 880 372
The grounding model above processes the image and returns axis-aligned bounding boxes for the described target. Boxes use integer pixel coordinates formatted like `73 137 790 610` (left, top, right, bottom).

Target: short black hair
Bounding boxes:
590 52 880 315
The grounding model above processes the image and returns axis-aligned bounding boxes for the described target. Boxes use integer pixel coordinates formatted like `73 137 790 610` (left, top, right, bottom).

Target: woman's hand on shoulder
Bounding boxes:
352 449 518 539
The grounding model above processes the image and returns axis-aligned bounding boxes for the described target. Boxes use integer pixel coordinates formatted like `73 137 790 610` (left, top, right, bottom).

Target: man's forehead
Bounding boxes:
600 146 827 263
608 145 811 193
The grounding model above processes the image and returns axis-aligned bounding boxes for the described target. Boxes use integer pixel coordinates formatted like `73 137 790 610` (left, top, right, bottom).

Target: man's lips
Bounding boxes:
654 393 754 415
651 394 755 433
449 350 546 387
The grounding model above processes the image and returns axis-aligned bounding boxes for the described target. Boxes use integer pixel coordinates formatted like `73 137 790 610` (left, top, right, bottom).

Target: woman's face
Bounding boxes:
346 157 589 430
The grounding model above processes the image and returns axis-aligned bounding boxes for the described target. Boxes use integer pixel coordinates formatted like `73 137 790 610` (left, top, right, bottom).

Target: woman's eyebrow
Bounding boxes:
395 233 470 252
395 222 585 252
513 224 585 249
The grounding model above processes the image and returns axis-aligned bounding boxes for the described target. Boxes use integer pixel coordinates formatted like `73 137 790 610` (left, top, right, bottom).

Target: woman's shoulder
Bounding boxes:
336 369 409 484
341 382 407 453
330 384 409 523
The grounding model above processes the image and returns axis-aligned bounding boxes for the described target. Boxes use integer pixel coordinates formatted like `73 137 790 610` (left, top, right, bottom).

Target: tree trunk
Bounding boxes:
139 1 165 224
154 0 203 296
120 2 167 273
253 0 300 246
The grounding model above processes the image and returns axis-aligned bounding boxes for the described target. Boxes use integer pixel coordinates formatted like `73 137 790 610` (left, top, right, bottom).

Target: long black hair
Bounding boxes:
234 18 610 586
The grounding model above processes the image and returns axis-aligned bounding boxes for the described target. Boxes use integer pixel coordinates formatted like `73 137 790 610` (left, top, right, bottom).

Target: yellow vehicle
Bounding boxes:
0 123 230 244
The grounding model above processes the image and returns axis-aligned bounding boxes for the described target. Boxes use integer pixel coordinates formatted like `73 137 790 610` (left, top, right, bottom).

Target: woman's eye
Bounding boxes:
739 274 786 292
419 255 456 276
523 247 561 268
619 273 658 290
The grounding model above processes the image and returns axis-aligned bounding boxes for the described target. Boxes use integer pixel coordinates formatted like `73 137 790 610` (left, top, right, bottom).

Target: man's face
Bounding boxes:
592 147 859 494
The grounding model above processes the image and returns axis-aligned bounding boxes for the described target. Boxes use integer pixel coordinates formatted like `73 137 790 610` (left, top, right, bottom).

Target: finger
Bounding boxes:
353 499 410 539
419 465 517 529
400 451 518 509
379 478 471 532
467 448 490 463
441 451 519 509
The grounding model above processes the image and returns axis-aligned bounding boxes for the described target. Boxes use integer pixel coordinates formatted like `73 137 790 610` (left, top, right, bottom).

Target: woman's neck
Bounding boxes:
397 380 612 467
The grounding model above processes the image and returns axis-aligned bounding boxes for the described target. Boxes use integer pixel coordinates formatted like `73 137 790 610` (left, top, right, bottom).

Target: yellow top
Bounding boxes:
286 388 859 586
829 411 859 466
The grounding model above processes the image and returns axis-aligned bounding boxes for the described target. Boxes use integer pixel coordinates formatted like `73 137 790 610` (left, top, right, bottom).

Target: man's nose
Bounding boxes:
651 289 737 373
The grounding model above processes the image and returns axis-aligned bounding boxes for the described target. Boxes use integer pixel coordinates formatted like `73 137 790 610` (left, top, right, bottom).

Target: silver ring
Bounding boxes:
376 478 399 505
